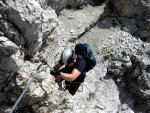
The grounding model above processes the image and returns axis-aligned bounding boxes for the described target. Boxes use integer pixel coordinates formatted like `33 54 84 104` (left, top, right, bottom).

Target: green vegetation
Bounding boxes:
49 37 55 42
112 19 117 27
97 16 102 22
29 58 34 63
142 44 145 49
102 46 111 61
104 54 110 60
85 27 89 31
91 16 102 27
90 21 97 28
102 46 110 54
137 49 143 55
121 25 124 30
85 16 101 32
85 2 88 6
48 103 59 112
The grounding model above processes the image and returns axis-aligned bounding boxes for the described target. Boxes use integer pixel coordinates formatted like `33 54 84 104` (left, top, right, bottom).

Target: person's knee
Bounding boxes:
68 83 81 95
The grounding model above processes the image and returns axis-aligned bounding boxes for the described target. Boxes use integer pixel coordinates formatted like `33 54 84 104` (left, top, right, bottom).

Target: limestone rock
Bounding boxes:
0 0 150 113
110 0 150 41
0 36 19 57
47 0 86 12
0 19 24 46
4 0 58 55
127 55 150 111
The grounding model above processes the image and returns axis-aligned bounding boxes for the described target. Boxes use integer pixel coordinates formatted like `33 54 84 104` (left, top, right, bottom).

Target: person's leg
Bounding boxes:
66 75 86 95
67 82 81 95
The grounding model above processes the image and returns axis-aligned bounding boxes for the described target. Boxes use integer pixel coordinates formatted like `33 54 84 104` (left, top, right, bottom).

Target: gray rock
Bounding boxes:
47 0 86 12
110 0 150 41
0 1 150 113
0 36 19 57
0 19 24 46
5 0 58 55
0 31 4 36
0 1 6 14
127 55 150 111
118 17 137 34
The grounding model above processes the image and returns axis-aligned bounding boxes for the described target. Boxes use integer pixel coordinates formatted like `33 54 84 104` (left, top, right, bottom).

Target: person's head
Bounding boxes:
61 48 76 66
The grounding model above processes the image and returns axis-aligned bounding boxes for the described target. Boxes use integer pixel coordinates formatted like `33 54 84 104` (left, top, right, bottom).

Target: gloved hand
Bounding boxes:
50 68 60 75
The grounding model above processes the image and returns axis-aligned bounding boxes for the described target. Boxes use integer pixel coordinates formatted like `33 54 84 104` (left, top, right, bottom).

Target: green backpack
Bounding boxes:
75 43 96 71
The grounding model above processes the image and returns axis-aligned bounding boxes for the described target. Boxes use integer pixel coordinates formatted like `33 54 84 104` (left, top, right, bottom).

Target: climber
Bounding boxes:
50 48 87 95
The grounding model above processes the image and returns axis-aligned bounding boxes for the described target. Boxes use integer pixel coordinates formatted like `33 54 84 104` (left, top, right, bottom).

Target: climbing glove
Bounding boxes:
50 68 60 75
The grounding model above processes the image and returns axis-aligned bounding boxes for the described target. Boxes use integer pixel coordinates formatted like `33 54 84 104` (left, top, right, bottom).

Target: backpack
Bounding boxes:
75 43 96 71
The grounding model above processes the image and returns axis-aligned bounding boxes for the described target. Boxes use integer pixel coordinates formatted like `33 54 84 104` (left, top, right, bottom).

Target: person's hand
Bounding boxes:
50 68 60 75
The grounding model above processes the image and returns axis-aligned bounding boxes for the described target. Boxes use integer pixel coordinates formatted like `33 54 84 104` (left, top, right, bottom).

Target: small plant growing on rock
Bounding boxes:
49 37 55 42
90 22 96 28
85 27 89 31
48 103 59 112
121 25 124 31
122 51 127 58
112 19 117 27
102 46 110 61
85 2 88 6
142 44 145 49
104 54 110 60
90 16 101 28
29 58 34 63
137 49 143 55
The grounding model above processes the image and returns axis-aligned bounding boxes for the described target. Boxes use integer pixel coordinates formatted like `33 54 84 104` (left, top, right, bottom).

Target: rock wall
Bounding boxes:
127 55 150 111
109 0 150 42
1 0 58 56
0 0 150 113
0 0 61 112
35 0 87 13
108 54 150 112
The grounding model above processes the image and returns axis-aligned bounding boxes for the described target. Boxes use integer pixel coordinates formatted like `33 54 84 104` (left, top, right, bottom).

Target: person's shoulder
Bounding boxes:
77 54 84 59
77 54 86 61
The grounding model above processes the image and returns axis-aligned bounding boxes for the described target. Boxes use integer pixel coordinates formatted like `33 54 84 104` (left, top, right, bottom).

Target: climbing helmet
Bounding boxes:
61 48 75 65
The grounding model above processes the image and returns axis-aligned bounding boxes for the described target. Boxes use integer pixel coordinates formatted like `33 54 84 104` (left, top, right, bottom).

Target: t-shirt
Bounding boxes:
59 54 87 76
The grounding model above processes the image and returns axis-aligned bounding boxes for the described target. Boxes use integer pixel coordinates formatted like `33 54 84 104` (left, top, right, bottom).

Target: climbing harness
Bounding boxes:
9 60 50 113
77 83 83 92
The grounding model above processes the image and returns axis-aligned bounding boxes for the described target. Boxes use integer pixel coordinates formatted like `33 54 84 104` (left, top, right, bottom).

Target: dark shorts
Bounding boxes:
60 67 86 95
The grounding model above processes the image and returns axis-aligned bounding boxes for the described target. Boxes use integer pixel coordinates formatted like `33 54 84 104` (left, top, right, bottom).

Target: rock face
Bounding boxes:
0 36 19 90
0 0 60 112
0 0 150 113
110 0 150 42
1 0 58 56
47 0 86 12
127 55 150 111
35 0 87 13
108 54 150 112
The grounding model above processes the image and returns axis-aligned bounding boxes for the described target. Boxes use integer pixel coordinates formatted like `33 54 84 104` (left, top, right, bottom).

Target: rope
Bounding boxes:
9 62 45 113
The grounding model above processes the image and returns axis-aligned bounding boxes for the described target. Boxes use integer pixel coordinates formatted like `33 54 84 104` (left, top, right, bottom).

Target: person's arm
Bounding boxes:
60 68 81 81
51 62 62 70
50 63 63 88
